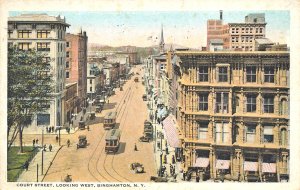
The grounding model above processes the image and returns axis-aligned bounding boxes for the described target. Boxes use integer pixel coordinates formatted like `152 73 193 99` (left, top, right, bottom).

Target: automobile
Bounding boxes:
79 121 85 130
139 136 150 142
77 135 87 149
142 94 147 101
134 77 139 82
150 176 168 182
130 162 144 173
64 174 72 182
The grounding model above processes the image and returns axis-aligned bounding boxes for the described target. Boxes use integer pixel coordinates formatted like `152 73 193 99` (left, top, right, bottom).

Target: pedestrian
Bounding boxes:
43 144 47 151
169 164 173 175
134 143 138 151
87 125 90 131
164 154 167 164
36 139 39 145
52 126 54 133
166 147 169 154
24 160 29 171
196 174 200 182
67 139 70 147
56 135 59 142
32 139 35 147
183 171 186 181
172 155 175 164
49 144 52 152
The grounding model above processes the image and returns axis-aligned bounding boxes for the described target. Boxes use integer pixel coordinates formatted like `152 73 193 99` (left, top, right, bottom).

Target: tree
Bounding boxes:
8 46 54 153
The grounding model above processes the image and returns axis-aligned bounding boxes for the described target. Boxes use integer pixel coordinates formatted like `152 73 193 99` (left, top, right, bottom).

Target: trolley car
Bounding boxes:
105 129 121 153
103 111 117 130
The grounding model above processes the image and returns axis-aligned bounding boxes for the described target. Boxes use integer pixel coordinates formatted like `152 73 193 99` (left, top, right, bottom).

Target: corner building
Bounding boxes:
8 14 70 128
171 51 289 182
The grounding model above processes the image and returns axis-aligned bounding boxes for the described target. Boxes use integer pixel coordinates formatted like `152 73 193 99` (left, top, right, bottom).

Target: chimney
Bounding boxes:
220 10 223 21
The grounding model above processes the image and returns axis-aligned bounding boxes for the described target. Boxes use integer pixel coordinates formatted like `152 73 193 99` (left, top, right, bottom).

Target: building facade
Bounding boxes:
64 82 78 124
8 14 70 127
65 30 88 113
170 50 289 182
87 63 101 100
228 14 266 51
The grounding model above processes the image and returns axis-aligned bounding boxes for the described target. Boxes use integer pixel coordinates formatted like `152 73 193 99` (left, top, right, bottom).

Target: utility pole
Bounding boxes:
41 127 44 175
37 164 39 182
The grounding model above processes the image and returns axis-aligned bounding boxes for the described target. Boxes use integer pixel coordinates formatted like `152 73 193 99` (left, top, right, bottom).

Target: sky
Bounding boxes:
10 11 290 49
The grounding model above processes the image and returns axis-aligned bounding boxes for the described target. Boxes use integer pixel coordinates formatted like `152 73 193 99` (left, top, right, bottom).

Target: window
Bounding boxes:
263 96 274 113
246 95 256 112
198 122 208 140
66 61 69 68
18 43 30 50
263 126 274 143
215 123 230 143
260 28 263 33
66 71 69 78
90 79 92 84
198 66 208 82
8 30 13 38
216 92 229 113
42 57 51 65
66 51 70 58
18 30 31 38
231 37 235 43
90 87 93 92
256 28 259 33
66 42 70 47
37 30 50 38
218 67 228 82
280 128 287 146
245 125 256 143
264 66 274 83
37 42 50 51
246 66 256 82
198 93 208 111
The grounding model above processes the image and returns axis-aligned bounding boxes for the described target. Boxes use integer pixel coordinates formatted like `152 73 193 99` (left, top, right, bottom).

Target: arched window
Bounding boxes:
281 128 287 146
280 98 288 115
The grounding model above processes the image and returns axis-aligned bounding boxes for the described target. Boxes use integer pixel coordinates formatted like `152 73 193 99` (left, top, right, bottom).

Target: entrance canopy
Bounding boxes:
244 161 258 172
262 163 276 173
194 157 209 168
162 114 180 148
216 159 230 169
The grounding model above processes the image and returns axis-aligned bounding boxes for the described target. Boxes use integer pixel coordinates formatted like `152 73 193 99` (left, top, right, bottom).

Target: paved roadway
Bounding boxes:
37 65 156 182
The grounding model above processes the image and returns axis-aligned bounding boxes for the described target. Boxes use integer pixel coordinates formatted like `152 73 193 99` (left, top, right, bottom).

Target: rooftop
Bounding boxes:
8 13 70 26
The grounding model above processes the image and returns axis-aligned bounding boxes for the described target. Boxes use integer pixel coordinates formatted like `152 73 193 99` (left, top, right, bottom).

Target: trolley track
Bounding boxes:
87 79 135 182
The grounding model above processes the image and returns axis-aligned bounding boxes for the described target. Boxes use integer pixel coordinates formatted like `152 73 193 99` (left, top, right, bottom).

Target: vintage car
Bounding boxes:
142 94 147 101
139 136 150 142
150 176 168 182
79 121 85 130
130 162 144 173
134 77 139 82
64 174 72 182
120 86 123 91
77 135 87 149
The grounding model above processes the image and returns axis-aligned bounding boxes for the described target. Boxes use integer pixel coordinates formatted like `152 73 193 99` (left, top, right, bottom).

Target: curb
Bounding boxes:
41 145 64 182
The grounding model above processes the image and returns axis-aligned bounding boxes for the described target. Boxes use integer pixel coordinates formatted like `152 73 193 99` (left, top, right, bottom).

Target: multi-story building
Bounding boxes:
64 82 78 123
229 13 266 51
8 13 70 128
65 30 88 113
168 50 289 182
87 63 101 100
206 11 230 50
207 12 266 52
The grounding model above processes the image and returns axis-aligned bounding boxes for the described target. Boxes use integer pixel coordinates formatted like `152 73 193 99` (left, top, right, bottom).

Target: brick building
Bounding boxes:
65 30 88 113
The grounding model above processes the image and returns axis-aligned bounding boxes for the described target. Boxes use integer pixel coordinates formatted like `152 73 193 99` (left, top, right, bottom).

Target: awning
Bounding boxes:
216 159 230 169
194 157 209 168
244 161 258 172
162 114 180 148
262 163 276 173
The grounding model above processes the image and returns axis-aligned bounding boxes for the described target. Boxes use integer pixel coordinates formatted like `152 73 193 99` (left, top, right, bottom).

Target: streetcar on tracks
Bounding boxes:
103 111 117 130
105 129 121 153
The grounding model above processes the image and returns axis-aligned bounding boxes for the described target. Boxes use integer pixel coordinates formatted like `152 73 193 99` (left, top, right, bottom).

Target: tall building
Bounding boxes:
168 50 289 182
229 13 266 51
206 11 230 50
207 12 267 52
8 14 70 127
65 30 88 115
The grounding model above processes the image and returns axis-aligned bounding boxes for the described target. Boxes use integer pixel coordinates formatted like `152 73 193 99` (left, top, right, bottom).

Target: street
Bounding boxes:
37 65 156 182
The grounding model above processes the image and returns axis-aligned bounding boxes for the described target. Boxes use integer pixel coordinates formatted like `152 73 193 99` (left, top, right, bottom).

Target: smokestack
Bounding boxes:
220 10 223 21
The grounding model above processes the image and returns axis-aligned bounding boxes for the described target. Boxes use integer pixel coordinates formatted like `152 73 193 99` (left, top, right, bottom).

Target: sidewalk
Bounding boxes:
23 103 94 135
17 144 62 182
152 121 184 183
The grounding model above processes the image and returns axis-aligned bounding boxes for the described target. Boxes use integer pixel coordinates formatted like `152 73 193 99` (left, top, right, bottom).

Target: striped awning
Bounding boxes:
194 157 209 168
244 161 258 172
216 159 230 169
162 114 180 148
262 163 276 173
